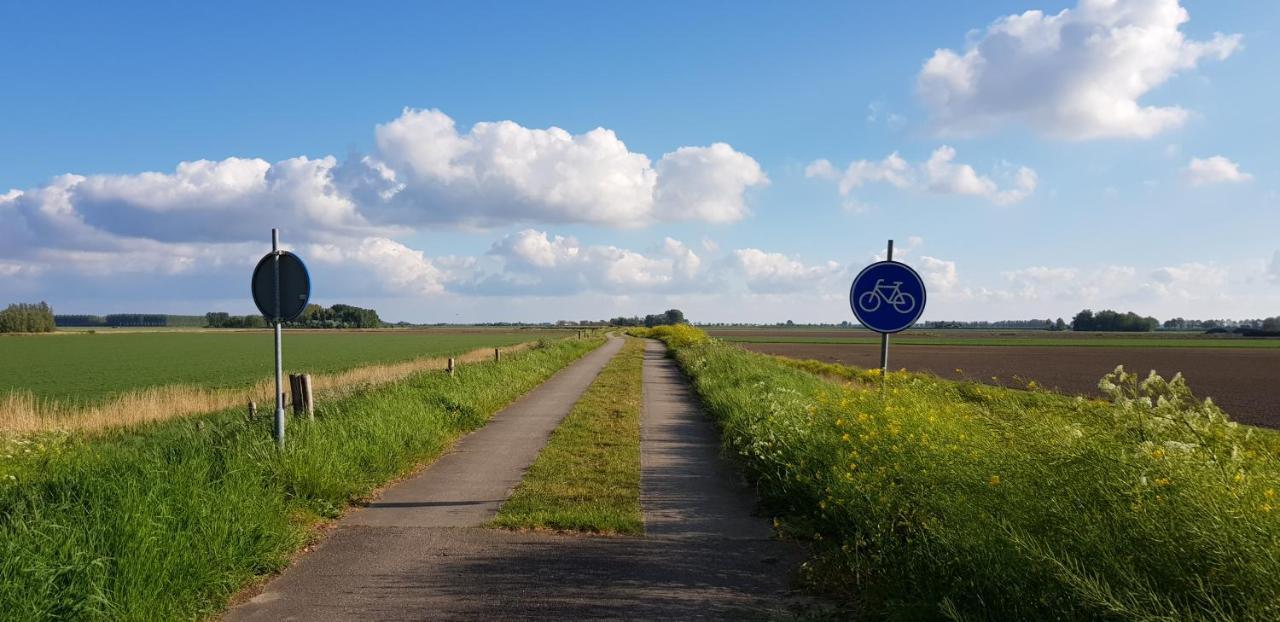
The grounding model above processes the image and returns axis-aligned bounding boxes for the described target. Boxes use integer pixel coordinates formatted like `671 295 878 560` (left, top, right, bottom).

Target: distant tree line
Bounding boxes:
55 314 205 328
0 302 56 333
204 312 267 328
1071 309 1159 332
608 309 687 327
204 304 383 329
1161 317 1280 331
921 318 1070 330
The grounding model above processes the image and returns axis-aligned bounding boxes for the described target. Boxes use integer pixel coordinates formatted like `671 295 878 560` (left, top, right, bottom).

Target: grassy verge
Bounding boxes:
638 325 1280 620
0 337 603 620
491 336 645 535
716 335 1280 348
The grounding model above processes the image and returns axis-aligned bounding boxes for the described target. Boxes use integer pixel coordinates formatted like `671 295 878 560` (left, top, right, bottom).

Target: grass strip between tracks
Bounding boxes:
0 336 604 621
637 324 1280 621
492 336 644 535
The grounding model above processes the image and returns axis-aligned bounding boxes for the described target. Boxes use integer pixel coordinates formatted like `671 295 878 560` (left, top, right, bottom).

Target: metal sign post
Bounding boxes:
251 228 311 449
272 229 285 449
849 239 927 377
880 240 893 374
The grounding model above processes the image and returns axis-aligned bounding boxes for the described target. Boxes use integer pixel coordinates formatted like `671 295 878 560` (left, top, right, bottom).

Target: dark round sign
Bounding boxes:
849 260 926 334
252 251 311 323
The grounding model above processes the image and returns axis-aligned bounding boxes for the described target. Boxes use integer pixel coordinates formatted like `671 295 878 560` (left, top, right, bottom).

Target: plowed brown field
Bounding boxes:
738 342 1280 429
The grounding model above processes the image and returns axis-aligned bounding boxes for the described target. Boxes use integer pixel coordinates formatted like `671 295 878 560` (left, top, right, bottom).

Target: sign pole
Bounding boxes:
879 239 893 375
272 228 285 449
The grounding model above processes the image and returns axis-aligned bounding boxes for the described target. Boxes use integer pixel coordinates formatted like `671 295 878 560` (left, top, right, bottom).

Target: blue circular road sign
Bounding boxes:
849 260 926 334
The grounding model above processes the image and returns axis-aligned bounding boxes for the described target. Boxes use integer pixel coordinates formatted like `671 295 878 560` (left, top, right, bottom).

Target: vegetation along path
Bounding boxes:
226 337 804 620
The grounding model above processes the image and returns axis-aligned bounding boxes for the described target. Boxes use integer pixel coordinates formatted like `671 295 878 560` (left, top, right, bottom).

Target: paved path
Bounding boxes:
226 338 803 621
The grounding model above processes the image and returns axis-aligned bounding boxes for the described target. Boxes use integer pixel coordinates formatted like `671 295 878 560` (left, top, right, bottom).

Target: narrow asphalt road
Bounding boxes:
225 337 804 621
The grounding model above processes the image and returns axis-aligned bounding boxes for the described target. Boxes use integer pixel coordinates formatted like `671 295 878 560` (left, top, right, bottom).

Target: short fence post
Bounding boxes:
302 374 315 420
494 348 501 362
447 357 456 376
248 400 258 420
289 375 305 417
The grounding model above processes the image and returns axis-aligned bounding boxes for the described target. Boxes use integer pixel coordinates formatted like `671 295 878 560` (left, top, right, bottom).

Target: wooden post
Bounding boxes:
302 374 314 420
289 374 305 417
447 357 455 376
248 400 258 419
494 348 501 362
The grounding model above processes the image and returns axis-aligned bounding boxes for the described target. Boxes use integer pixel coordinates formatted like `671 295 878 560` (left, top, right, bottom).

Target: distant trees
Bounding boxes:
204 304 383 329
1071 309 1159 332
54 314 203 328
204 312 266 328
609 309 687 328
0 302 56 333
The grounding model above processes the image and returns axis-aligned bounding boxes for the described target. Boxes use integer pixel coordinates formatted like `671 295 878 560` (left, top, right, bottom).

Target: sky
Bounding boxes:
2 0 1277 323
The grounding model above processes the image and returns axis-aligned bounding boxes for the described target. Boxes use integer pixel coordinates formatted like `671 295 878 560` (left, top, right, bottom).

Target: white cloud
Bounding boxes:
653 143 768 223
807 146 1036 206
370 109 765 227
916 0 1241 139
917 256 959 293
308 237 446 296
475 229 706 295
1183 156 1253 186
0 107 766 291
731 249 840 293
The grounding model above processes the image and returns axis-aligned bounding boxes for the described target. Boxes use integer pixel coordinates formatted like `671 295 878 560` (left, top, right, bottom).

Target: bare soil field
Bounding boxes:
740 342 1280 429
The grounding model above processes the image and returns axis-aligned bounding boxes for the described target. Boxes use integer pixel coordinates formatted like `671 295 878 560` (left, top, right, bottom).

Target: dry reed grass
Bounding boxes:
0 342 536 435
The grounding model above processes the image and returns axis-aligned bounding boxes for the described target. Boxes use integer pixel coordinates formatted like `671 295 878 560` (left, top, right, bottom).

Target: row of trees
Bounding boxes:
1161 317 1280 331
205 304 383 329
0 302 56 333
608 309 687 327
1071 309 1159 332
55 314 205 327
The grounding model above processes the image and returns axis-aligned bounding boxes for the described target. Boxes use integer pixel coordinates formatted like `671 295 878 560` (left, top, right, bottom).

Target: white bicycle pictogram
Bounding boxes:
857 279 916 314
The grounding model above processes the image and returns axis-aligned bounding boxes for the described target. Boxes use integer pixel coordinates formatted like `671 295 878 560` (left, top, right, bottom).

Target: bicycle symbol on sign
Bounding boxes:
857 279 917 314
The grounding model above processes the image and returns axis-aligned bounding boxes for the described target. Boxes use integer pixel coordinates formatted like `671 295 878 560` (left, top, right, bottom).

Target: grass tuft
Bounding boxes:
492 337 645 535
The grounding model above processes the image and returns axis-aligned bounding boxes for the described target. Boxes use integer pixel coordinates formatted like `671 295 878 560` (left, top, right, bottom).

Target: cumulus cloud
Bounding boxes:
731 249 840 293
916 0 1242 139
1000 262 1231 303
472 229 706 295
807 146 1036 205
1183 156 1253 186
0 107 766 293
653 144 768 223
307 237 446 296
368 109 765 227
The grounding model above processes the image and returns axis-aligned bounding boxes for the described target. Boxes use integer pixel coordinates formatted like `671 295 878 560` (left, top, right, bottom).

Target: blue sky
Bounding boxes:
2 1 1277 323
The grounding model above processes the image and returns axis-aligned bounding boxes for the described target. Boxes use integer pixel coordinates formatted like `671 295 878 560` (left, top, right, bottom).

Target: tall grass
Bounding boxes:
0 337 602 620
639 325 1280 620
0 342 535 435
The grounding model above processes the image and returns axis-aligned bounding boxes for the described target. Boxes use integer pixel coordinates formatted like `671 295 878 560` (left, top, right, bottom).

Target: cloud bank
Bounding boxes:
916 0 1241 139
806 146 1037 206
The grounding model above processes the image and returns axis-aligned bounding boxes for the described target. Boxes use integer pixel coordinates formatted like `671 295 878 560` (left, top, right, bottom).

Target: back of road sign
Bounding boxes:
849 260 926 334
251 251 311 323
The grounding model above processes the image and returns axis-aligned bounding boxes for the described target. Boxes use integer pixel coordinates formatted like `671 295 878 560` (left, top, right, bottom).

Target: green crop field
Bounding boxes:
0 329 564 404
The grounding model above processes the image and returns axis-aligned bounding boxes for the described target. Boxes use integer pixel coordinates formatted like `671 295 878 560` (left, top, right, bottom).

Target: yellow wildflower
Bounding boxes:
989 475 1001 486
1262 503 1274 514
841 433 851 443
1154 477 1171 487
1265 489 1275 500
1151 448 1165 459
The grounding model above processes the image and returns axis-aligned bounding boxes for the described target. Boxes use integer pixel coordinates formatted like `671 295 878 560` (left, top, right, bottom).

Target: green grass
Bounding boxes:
716 334 1280 348
0 329 563 404
0 336 603 621
492 337 645 535
641 325 1280 620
